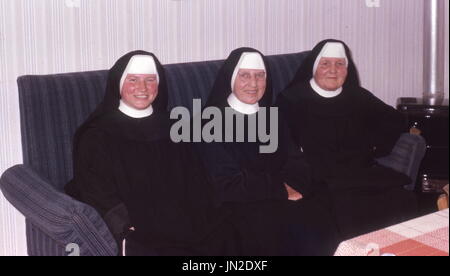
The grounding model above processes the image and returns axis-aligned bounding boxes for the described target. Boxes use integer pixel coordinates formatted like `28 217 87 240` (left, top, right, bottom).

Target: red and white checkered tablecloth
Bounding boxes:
334 209 449 256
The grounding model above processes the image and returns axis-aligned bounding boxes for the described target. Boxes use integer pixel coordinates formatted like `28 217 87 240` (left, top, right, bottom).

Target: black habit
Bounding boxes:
65 51 234 256
277 39 418 239
197 47 340 256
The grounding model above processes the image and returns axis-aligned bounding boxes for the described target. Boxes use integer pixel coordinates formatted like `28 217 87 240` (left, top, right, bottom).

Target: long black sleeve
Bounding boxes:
362 89 407 157
68 129 130 243
276 88 303 147
280 132 313 197
198 142 288 206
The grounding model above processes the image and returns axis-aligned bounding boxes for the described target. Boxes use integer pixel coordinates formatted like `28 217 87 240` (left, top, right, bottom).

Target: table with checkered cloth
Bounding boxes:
334 209 449 256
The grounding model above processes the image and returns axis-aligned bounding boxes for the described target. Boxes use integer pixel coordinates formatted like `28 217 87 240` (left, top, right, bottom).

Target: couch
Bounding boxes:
0 51 426 256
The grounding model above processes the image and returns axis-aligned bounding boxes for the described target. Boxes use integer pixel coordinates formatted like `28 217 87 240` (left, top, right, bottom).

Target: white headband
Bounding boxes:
120 55 159 92
230 52 266 90
313 42 348 75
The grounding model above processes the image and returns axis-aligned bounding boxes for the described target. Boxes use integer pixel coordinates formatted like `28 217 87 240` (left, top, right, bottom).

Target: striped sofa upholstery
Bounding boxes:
0 51 425 256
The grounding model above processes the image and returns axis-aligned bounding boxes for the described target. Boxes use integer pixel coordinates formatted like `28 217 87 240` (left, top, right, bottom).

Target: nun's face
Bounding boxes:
233 69 266 105
121 74 158 110
314 57 347 91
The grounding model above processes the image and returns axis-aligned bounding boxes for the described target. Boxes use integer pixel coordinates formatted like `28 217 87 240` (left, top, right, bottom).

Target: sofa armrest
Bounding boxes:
375 133 426 191
0 165 118 256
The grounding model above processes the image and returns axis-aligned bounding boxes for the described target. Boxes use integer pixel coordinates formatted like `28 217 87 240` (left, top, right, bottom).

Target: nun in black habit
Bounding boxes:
65 51 234 256
197 47 340 256
277 39 418 239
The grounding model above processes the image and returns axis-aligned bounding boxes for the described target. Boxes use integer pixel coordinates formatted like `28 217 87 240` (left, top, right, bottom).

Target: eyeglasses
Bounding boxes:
238 72 267 82
319 61 347 68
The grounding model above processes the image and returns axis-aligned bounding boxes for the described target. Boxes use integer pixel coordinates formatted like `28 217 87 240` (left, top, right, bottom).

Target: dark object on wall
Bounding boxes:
397 97 449 193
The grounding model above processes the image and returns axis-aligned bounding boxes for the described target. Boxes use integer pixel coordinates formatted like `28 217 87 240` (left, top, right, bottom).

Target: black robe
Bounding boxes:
278 39 417 239
65 51 234 256
197 47 340 256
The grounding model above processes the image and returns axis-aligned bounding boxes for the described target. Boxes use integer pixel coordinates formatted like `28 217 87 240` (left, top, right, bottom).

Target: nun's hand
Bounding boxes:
284 183 303 201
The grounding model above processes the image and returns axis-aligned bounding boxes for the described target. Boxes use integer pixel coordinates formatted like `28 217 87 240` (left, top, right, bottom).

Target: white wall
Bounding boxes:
0 0 448 256
445 0 449 98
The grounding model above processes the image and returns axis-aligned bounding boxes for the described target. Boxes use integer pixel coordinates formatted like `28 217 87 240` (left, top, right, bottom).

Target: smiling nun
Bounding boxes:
65 51 235 256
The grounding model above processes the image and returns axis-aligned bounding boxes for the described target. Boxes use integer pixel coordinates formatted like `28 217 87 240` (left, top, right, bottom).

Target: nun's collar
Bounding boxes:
119 100 154 118
310 78 342 98
227 93 260 115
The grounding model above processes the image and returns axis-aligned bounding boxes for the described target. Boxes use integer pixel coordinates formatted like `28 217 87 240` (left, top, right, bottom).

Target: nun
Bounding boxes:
197 47 340 256
65 51 234 256
277 39 417 239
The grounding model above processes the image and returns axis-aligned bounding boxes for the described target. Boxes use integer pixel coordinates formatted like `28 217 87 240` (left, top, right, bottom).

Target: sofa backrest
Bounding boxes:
17 52 308 190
